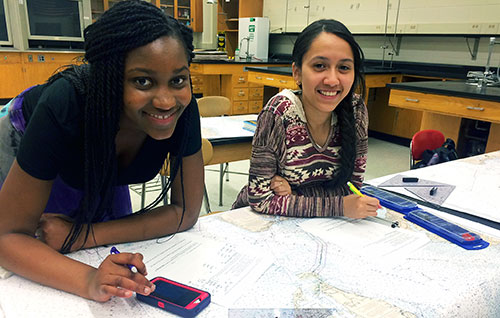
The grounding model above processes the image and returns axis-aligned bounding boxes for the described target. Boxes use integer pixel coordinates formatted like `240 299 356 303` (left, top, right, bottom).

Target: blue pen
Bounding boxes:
110 246 138 273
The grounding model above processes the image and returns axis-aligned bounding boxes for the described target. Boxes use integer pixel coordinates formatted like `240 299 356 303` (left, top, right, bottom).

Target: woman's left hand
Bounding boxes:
37 213 83 252
270 175 292 196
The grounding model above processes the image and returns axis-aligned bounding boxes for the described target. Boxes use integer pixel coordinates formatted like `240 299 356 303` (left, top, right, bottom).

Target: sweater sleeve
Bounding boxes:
247 108 346 218
350 95 369 189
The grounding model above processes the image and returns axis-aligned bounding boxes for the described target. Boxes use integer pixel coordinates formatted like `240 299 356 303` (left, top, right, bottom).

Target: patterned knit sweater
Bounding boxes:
232 89 369 217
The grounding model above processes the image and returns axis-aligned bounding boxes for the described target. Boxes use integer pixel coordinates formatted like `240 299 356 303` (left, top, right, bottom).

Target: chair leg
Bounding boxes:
410 141 414 170
219 163 224 206
141 183 146 209
203 184 211 213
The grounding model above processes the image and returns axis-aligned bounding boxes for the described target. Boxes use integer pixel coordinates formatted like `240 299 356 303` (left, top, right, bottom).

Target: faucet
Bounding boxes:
467 37 500 88
239 36 251 61
484 37 498 79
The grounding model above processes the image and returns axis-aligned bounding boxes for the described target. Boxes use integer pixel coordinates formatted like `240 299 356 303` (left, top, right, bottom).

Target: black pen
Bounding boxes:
430 187 438 196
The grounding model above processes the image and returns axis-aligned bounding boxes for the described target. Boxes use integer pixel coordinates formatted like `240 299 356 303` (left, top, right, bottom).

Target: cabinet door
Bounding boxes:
285 0 310 32
158 0 175 17
232 73 249 88
22 53 83 88
176 0 203 32
392 0 500 35
0 53 25 99
307 0 328 24
263 0 287 33
391 108 423 139
189 0 203 32
232 101 249 114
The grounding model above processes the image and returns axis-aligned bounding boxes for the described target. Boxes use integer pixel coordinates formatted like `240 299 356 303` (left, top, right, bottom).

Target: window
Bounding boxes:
25 0 83 39
0 0 12 45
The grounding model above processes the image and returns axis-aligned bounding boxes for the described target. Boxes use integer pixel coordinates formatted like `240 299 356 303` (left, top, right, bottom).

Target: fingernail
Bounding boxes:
151 284 156 292
144 287 151 294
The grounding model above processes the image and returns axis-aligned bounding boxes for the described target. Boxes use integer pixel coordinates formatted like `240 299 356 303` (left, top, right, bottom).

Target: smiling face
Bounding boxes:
292 32 355 117
121 36 192 140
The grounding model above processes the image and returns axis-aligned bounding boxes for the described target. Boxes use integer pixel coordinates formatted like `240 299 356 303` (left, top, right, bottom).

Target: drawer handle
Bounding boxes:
266 77 275 81
279 80 287 84
466 106 484 111
405 98 419 103
255 76 262 80
238 91 245 96
238 77 245 83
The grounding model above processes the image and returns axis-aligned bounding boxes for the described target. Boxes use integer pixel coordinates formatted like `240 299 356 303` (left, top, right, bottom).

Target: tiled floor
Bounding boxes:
129 137 411 214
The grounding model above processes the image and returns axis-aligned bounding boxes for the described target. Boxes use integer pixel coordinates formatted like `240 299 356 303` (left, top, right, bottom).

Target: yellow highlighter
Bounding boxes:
347 181 364 197
346 182 399 227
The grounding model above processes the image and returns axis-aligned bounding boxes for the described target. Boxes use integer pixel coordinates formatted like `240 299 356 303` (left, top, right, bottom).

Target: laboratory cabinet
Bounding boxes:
91 0 203 32
284 0 309 33
190 62 292 115
0 51 83 99
263 0 500 35
388 84 500 153
263 0 287 34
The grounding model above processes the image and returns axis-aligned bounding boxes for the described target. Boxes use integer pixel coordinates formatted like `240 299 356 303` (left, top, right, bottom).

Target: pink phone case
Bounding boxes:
136 276 210 317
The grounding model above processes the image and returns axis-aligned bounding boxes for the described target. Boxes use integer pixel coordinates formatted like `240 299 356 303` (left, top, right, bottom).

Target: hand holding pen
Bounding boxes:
110 246 138 273
85 247 155 302
343 182 381 219
346 182 399 228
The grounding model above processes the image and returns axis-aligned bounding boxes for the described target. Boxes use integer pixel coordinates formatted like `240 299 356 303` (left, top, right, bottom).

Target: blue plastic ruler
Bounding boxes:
360 185 489 250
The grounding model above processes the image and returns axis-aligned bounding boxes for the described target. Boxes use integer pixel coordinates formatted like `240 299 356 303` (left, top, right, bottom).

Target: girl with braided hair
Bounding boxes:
233 19 380 218
0 0 204 301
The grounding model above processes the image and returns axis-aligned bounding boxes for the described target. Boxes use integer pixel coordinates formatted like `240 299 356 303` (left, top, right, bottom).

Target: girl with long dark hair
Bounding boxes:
233 19 380 218
0 0 203 301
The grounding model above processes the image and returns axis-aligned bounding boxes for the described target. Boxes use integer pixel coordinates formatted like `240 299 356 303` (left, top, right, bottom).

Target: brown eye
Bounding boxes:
134 77 153 89
339 64 353 72
314 63 326 70
134 77 153 88
171 76 188 87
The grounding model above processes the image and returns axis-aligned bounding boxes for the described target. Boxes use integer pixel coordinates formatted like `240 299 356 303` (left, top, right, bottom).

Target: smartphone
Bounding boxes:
136 277 210 317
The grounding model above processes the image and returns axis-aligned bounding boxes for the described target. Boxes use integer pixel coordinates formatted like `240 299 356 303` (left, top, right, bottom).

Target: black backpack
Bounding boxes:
413 138 458 169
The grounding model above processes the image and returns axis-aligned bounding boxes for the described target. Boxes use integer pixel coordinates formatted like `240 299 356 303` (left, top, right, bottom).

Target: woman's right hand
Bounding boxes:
87 252 156 302
342 194 379 219
270 175 292 196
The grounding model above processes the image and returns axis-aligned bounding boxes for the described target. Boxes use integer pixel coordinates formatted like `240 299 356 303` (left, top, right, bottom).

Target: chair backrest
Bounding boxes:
201 138 213 165
411 129 445 161
197 96 231 117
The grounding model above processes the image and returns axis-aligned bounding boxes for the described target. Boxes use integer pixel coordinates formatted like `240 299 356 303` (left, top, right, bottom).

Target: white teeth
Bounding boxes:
319 90 339 96
148 113 171 120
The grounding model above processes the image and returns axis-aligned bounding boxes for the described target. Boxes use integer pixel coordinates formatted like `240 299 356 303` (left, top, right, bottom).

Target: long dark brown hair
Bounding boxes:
292 19 366 189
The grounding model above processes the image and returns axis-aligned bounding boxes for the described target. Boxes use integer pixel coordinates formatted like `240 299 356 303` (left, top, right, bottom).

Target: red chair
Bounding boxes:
410 129 445 169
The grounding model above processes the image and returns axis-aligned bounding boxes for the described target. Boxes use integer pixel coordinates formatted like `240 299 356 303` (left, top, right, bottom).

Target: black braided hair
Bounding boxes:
47 0 195 253
292 19 366 190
